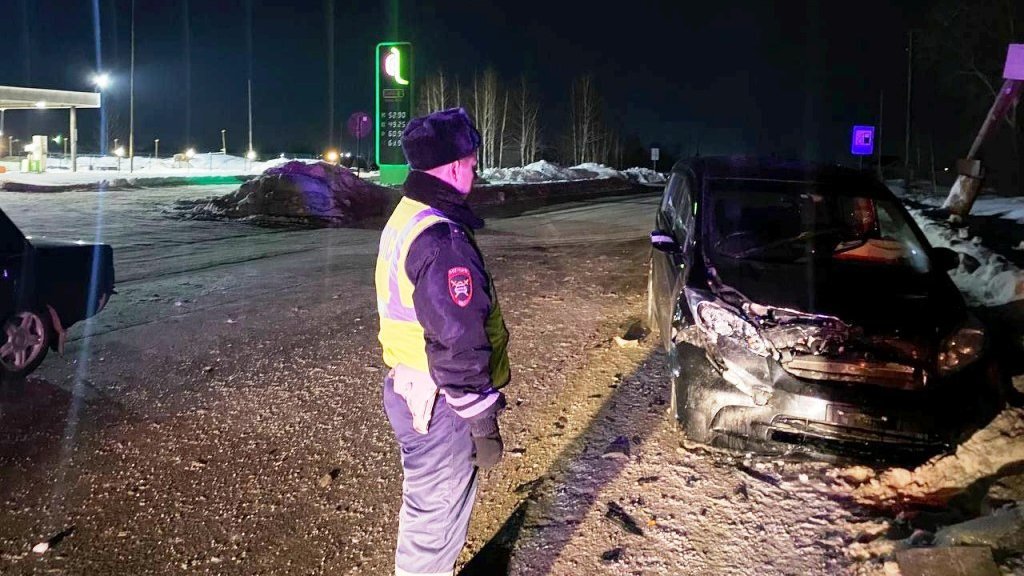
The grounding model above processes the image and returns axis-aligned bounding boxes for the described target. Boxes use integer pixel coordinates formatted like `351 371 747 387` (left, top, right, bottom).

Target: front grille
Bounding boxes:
783 355 923 390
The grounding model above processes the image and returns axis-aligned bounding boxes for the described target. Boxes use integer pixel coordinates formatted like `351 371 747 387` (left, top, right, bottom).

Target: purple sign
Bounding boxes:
1004 44 1024 80
348 112 373 139
851 125 875 156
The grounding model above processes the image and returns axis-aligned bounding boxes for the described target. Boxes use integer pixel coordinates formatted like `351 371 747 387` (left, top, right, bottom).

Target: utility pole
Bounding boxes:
877 90 884 180
904 30 913 191
247 78 253 155
129 0 136 172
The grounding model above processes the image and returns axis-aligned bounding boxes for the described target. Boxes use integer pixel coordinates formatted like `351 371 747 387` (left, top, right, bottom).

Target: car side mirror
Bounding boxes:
932 247 960 272
650 230 682 254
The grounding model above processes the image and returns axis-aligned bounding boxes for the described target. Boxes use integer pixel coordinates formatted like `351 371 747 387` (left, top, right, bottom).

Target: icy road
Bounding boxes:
0 185 890 575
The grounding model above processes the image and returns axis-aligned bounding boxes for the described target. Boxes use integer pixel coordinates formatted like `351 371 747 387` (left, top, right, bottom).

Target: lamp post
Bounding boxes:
221 129 226 154
128 0 136 172
154 138 159 160
91 73 111 157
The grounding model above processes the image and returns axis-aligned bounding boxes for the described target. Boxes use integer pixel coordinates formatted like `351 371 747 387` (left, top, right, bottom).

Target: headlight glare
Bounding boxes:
937 318 985 375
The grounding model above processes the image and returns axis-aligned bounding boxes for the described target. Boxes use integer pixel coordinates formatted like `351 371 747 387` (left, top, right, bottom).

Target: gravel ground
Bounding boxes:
3 183 1019 575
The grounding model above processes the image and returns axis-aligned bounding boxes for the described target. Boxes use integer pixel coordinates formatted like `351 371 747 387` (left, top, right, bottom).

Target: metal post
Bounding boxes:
904 30 913 190
154 138 159 160
221 129 226 154
70 107 78 172
247 78 253 154
129 0 136 172
877 90 884 180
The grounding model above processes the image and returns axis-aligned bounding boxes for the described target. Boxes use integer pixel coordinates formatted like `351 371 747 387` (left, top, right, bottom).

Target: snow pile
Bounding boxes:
480 160 593 183
835 408 1024 507
906 206 1024 306
480 160 665 186
179 161 397 226
622 167 667 186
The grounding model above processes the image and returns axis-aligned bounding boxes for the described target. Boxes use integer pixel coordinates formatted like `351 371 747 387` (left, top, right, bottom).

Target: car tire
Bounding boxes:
0 310 52 379
669 343 714 444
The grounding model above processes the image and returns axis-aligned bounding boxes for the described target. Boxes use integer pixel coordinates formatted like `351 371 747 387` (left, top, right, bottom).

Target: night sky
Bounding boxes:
1 0 935 163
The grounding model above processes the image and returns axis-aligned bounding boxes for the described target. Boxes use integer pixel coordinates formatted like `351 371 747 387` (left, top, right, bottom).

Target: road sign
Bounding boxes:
348 112 372 139
1004 44 1024 80
851 125 875 156
376 42 413 185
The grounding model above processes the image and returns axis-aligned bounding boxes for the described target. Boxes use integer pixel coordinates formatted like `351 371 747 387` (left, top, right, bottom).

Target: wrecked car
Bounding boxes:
0 207 115 379
647 157 1001 459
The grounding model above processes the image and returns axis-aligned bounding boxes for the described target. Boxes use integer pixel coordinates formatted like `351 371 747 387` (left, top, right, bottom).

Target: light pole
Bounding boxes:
114 138 119 156
154 138 159 160
129 0 136 172
221 129 226 154
91 73 111 157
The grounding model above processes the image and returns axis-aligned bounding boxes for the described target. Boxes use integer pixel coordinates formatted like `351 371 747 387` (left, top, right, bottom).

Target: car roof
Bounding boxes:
671 156 894 199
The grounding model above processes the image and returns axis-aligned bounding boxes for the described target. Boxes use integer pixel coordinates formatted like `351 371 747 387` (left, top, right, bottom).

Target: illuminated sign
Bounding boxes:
851 125 875 156
376 42 413 184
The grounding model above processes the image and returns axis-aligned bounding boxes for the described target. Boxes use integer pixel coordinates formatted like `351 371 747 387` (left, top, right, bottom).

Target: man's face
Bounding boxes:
453 154 477 194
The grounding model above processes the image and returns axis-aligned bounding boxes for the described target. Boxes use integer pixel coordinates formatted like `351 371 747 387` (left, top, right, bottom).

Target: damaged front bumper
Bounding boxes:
674 340 994 460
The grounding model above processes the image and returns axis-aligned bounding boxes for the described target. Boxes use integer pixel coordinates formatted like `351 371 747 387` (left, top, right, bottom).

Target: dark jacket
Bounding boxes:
403 171 510 421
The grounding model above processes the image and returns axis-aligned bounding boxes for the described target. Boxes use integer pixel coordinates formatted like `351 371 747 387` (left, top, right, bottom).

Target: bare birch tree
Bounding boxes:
516 75 541 165
569 75 606 164
471 68 501 169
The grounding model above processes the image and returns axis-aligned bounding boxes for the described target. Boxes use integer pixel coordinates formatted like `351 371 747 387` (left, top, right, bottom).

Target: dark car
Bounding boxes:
647 157 1001 459
0 207 115 378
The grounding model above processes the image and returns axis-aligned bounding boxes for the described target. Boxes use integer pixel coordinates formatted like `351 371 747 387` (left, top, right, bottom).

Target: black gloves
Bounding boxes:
469 415 503 469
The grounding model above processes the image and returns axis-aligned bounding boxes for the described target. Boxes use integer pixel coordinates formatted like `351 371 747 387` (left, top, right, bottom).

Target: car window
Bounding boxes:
671 174 695 244
708 180 930 271
661 173 682 217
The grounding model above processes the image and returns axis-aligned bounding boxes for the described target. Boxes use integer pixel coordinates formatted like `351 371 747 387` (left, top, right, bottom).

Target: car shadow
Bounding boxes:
458 349 666 575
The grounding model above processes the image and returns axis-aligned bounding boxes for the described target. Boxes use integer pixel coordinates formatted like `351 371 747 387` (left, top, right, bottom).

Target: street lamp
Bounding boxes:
91 73 111 156
221 129 226 154
246 149 256 161
325 150 339 164
91 73 111 90
154 138 159 160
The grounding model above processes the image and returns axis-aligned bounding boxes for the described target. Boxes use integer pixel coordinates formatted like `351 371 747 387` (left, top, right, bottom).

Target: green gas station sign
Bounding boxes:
376 42 413 185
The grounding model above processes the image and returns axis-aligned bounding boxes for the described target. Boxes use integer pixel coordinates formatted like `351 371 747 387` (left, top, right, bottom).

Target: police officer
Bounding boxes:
375 107 511 576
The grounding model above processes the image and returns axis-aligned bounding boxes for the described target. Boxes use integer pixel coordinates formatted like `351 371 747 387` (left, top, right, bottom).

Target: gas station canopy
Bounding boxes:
0 85 100 110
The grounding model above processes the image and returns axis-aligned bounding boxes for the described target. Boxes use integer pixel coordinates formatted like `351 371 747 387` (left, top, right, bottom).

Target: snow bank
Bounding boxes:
479 160 665 186
906 206 1024 306
836 408 1024 507
178 161 397 226
622 167 667 186
0 153 317 191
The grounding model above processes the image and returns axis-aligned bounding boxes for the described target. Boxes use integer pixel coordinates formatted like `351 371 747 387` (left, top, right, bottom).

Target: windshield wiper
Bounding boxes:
729 227 846 259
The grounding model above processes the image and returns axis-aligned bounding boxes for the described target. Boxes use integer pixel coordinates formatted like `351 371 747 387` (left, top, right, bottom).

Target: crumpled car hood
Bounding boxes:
709 255 964 341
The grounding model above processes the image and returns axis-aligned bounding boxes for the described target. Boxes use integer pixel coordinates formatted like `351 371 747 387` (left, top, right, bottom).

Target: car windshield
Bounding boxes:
709 180 931 271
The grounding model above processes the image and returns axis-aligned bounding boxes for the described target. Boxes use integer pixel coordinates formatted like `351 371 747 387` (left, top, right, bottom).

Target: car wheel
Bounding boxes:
669 343 714 444
0 310 51 378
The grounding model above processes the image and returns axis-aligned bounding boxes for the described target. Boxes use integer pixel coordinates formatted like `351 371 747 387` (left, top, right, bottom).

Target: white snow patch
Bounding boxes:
480 160 665 186
906 205 1024 306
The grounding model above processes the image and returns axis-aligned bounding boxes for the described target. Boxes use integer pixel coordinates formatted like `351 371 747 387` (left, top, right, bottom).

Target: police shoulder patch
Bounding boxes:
447 266 473 307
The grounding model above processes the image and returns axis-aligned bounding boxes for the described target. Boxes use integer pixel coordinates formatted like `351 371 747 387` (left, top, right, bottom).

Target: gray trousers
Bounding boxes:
384 376 479 576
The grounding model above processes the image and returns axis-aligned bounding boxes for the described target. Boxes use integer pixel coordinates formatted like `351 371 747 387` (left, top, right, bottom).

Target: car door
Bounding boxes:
651 171 695 348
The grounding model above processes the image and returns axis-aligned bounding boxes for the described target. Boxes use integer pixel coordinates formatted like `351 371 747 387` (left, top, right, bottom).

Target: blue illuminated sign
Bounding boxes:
851 125 875 156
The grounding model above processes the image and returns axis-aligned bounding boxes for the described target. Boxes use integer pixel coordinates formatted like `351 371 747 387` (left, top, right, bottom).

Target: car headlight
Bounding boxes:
694 301 770 357
937 316 985 375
